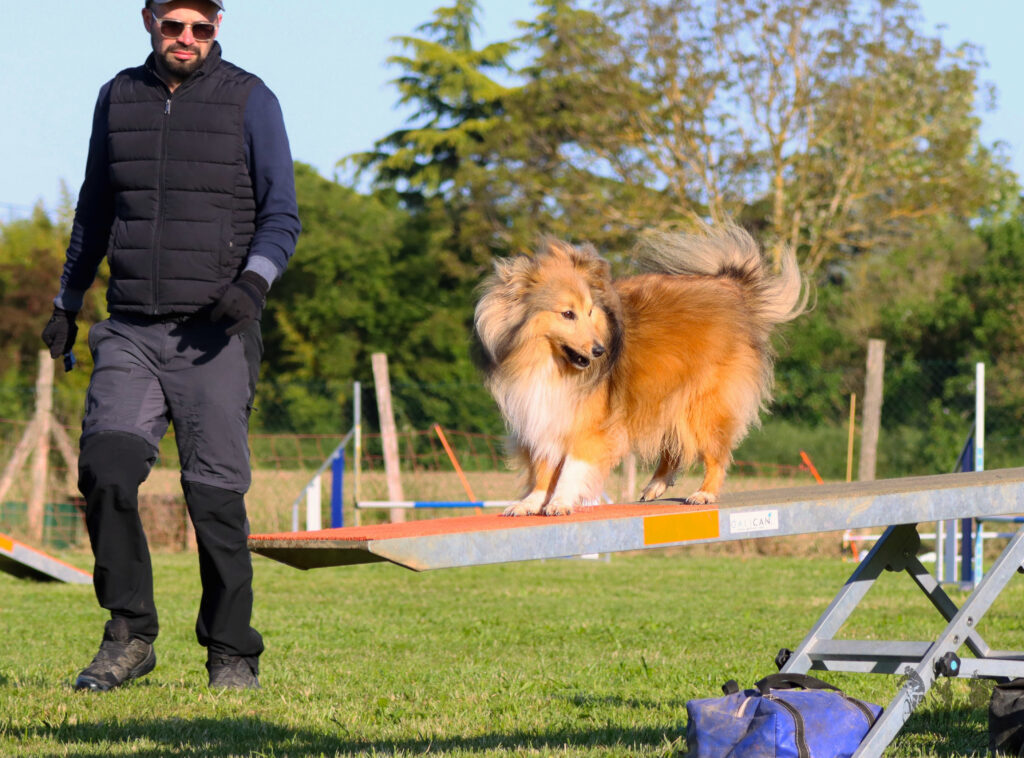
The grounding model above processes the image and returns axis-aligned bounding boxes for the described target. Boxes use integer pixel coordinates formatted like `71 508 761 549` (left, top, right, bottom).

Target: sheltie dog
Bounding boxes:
473 223 808 516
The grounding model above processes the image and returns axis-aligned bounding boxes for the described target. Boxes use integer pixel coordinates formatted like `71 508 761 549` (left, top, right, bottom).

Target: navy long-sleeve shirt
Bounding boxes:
57 72 301 312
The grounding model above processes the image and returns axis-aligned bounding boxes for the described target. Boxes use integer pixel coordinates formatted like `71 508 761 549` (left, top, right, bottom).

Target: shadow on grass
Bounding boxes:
894 707 990 758
20 717 686 757
16 704 991 756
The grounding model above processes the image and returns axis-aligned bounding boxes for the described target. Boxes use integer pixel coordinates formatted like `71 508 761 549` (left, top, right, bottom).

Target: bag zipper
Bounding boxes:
842 693 880 727
764 694 810 758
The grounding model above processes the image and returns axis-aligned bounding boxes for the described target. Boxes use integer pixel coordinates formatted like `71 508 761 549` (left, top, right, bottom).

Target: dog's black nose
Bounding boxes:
591 343 605 358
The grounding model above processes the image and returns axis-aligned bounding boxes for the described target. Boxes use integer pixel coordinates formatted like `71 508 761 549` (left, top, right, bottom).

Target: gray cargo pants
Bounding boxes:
82 314 260 492
78 313 264 665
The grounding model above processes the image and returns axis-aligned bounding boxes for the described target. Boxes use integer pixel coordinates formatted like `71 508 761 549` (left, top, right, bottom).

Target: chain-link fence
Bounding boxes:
761 359 1024 481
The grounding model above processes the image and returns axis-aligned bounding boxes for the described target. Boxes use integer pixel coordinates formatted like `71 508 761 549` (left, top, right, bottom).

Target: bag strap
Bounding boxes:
755 673 841 695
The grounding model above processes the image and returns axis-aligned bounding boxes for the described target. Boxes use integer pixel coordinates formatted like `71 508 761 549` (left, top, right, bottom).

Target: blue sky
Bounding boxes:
2 1 1021 219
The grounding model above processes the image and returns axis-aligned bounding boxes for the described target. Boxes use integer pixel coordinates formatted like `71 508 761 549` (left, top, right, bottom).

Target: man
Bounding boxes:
41 0 300 691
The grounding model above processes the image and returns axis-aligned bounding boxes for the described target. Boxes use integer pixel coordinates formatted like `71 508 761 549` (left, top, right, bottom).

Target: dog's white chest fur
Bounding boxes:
491 361 580 465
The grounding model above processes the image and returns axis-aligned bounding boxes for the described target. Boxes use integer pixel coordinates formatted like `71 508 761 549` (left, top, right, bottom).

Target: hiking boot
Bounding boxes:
207 653 260 690
74 618 156 691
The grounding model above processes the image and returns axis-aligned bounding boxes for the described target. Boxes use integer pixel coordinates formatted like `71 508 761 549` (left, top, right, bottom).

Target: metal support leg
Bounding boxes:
779 523 1024 757
853 527 1024 756
780 524 918 675
904 554 991 657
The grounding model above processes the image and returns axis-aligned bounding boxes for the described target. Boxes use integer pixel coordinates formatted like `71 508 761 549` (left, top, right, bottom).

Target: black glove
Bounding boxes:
211 271 269 336
41 307 79 360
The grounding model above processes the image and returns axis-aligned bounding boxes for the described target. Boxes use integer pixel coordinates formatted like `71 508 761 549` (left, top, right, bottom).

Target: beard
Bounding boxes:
159 43 206 82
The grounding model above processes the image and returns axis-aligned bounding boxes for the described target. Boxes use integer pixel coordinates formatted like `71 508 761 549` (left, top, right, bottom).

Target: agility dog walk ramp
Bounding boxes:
249 467 1024 758
0 532 92 584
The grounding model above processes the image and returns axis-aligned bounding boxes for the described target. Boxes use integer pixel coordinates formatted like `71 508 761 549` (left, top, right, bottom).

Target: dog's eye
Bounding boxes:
561 310 576 321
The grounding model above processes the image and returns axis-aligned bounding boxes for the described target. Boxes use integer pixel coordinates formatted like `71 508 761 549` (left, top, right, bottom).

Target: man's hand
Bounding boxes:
211 271 269 336
41 307 79 363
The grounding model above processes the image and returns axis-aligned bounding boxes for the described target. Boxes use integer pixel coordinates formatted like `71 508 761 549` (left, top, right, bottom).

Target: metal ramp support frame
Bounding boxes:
780 522 1024 757
249 468 1024 756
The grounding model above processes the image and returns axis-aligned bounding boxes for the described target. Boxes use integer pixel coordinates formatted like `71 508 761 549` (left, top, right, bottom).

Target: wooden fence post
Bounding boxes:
858 339 885 482
0 418 40 507
371 353 405 523
623 453 636 502
28 351 54 542
0 352 80 545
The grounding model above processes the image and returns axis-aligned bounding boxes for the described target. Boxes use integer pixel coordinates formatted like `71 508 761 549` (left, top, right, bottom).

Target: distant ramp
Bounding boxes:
0 532 92 584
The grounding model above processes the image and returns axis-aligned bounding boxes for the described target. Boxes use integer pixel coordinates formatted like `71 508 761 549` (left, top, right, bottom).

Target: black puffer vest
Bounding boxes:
105 43 259 315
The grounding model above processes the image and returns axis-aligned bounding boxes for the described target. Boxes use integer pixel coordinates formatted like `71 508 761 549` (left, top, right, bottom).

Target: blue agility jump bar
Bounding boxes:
356 500 517 510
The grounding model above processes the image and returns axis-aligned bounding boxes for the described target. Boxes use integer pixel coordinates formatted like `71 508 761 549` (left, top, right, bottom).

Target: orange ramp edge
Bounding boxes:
0 531 92 584
250 501 719 545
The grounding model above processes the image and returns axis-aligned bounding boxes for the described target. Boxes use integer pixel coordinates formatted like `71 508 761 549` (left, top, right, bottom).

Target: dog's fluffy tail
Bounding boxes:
633 222 809 326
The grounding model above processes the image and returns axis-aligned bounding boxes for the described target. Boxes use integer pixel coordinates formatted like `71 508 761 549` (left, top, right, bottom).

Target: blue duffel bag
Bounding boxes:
685 673 882 758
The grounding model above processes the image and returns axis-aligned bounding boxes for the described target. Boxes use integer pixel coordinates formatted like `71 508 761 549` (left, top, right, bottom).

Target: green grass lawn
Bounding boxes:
1 547 1021 756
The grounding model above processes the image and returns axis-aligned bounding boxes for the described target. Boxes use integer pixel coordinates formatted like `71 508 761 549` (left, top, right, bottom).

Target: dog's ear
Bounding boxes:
491 253 538 293
568 243 612 291
539 238 612 282
476 254 536 371
492 256 519 284
540 238 577 260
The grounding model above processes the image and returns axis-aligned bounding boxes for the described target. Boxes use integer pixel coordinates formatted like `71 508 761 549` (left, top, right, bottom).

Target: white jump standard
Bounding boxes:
249 467 1024 758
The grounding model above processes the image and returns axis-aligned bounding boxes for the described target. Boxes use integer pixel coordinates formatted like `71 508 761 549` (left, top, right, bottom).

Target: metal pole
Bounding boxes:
943 424 976 584
331 450 344 528
433 424 478 513
306 475 322 530
973 363 986 584
353 381 362 526
846 393 856 483
976 363 985 473
288 430 353 532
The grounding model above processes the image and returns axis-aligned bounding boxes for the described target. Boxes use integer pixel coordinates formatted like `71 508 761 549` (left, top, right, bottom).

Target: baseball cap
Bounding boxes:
151 0 225 9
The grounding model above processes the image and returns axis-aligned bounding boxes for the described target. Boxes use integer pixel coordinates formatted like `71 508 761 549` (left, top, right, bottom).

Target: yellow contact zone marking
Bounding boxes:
0 534 13 552
642 510 720 545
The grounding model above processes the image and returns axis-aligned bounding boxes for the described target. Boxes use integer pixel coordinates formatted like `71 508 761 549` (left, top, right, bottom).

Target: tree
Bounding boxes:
255 164 404 432
569 0 1016 270
258 164 502 434
352 0 517 268
886 217 1024 433
362 0 1014 277
0 203 102 423
477 0 660 255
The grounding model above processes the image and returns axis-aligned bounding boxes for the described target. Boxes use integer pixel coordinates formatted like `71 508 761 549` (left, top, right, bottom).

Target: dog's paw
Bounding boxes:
541 498 575 516
683 490 718 505
502 502 541 517
502 494 545 517
639 481 668 502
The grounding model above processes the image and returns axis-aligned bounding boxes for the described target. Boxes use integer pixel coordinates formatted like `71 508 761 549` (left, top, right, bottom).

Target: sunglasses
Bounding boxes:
151 15 218 42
